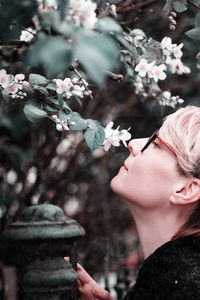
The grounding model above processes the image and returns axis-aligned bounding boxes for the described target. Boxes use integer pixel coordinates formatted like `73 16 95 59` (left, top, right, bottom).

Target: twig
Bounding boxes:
70 62 93 100
188 0 200 9
12 22 36 36
106 71 124 82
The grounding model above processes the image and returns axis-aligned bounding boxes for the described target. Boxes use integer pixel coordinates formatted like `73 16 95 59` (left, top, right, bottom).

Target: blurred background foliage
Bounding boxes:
0 0 200 293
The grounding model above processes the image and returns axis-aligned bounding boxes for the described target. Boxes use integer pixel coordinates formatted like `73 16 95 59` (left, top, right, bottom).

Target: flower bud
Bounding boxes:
52 115 58 120
22 81 33 90
169 24 175 30
70 121 76 126
171 11 176 17
56 123 63 131
63 124 69 131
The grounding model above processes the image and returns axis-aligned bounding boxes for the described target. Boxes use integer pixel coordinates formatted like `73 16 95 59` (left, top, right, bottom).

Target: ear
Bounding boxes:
170 179 200 205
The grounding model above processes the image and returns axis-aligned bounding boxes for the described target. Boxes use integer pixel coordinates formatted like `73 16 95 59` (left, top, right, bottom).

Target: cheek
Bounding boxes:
110 159 176 205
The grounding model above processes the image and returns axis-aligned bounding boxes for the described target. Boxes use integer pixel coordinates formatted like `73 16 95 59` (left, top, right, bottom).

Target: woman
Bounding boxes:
65 105 200 300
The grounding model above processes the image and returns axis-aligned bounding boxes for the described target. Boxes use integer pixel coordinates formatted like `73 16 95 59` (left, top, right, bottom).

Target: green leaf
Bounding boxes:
74 32 119 87
162 0 172 15
73 96 83 107
41 10 74 37
83 119 105 151
179 0 187 5
69 111 88 131
185 28 200 39
117 35 138 60
56 0 69 20
23 99 47 122
173 1 187 12
131 29 146 38
45 105 58 112
96 17 122 33
59 109 68 121
25 36 72 78
29 74 48 85
57 94 64 108
63 102 72 112
34 86 48 95
195 13 200 28
47 84 57 91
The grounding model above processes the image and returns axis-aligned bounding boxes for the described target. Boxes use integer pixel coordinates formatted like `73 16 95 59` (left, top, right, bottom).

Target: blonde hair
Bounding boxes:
160 105 200 239
160 106 200 179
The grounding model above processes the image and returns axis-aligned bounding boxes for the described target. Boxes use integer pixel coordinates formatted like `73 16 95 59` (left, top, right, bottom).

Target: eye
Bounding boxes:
152 141 159 147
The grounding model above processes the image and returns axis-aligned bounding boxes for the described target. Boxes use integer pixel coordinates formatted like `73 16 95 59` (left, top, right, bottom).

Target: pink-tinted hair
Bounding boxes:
160 106 200 239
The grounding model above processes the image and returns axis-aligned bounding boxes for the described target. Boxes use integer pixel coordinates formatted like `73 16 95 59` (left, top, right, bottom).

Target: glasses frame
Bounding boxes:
141 130 177 157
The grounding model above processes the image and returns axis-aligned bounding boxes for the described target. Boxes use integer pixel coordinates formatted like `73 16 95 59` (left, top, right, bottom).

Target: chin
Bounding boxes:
110 175 122 195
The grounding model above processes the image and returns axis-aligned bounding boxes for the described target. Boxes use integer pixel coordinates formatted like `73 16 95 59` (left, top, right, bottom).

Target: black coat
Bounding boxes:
123 236 200 300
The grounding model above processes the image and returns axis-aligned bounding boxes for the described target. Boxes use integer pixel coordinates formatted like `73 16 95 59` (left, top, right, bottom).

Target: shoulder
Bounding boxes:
124 236 200 300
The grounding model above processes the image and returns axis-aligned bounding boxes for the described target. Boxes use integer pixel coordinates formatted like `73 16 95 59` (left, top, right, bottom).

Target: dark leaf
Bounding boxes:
83 119 105 151
25 36 72 78
29 74 48 85
74 32 119 86
23 99 47 122
185 28 200 39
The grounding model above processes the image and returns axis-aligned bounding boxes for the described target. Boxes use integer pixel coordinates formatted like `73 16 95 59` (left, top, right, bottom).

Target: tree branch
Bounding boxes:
188 0 200 9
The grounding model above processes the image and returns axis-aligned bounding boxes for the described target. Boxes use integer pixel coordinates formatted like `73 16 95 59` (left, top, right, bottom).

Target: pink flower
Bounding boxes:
56 78 72 94
0 69 11 88
135 59 152 77
149 64 167 82
173 44 183 59
161 37 173 51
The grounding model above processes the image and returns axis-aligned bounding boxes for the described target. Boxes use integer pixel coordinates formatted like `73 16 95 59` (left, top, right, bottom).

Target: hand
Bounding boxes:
64 257 116 300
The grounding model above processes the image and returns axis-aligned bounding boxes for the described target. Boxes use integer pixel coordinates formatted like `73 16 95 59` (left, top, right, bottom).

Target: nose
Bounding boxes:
128 138 148 156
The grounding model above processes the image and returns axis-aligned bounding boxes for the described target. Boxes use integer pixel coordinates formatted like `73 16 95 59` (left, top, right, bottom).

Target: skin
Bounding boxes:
64 129 200 299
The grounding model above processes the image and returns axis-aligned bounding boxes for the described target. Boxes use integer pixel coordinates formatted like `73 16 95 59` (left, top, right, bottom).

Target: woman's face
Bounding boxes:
110 131 185 210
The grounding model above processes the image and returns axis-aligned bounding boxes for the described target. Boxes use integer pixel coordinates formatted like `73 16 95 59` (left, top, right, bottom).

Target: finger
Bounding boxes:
77 265 96 284
93 288 115 300
64 257 70 262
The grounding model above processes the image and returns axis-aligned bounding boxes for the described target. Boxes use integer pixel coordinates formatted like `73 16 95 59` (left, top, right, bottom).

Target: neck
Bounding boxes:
126 203 188 259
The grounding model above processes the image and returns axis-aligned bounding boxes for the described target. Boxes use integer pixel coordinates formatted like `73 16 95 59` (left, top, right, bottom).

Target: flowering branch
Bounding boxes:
69 62 93 100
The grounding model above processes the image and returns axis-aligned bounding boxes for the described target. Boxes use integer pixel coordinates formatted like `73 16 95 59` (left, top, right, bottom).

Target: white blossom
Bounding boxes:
161 37 173 55
162 91 171 100
119 129 132 147
173 43 183 59
20 28 36 42
135 59 152 77
149 64 167 82
0 69 11 88
159 91 184 108
67 0 97 29
72 85 85 97
167 58 191 75
56 78 72 94
15 74 25 82
0 70 25 97
133 76 145 95
56 123 63 131
103 122 131 151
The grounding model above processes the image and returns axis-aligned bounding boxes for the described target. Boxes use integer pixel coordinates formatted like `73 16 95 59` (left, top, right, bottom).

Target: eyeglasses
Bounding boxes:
141 130 177 157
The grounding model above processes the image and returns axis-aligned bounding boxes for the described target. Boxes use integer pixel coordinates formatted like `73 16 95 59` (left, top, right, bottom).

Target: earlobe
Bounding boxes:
170 179 200 205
